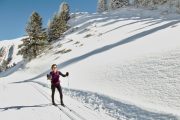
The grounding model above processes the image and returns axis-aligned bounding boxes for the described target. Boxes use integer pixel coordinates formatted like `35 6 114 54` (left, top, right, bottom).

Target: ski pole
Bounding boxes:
67 76 70 95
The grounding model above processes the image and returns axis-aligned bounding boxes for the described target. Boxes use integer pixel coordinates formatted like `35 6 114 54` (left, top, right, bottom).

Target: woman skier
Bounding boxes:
47 64 69 106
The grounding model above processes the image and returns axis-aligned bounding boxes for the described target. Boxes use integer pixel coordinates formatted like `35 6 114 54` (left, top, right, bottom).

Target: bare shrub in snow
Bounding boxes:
55 48 72 54
84 34 93 38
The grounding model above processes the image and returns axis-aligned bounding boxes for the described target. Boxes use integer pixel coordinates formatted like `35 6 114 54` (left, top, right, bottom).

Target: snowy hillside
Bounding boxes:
0 37 23 65
0 37 24 76
1 8 180 120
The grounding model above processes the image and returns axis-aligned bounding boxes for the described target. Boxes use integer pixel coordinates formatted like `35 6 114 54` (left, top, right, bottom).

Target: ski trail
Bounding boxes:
64 105 87 120
0 82 66 120
30 82 115 120
25 80 178 120
30 83 87 120
30 83 78 120
29 80 115 120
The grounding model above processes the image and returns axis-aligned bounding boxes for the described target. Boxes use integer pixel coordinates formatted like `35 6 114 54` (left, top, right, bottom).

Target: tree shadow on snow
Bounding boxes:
12 20 180 85
128 20 163 33
0 103 52 112
101 18 154 35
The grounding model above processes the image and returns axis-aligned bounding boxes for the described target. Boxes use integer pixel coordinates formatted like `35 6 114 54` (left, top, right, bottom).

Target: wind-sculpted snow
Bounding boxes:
63 88 178 120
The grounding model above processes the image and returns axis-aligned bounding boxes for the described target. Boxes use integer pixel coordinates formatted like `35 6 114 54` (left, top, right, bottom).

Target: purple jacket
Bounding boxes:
50 71 66 86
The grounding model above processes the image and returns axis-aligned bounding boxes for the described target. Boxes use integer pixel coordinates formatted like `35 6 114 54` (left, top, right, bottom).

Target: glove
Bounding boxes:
47 74 52 80
66 72 69 76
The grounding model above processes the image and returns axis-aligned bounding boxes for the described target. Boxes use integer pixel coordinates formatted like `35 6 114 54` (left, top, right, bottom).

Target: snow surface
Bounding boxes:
0 37 23 64
1 8 180 120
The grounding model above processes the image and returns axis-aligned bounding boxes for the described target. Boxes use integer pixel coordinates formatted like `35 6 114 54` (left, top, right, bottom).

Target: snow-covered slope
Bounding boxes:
0 37 24 77
0 37 23 65
1 8 180 120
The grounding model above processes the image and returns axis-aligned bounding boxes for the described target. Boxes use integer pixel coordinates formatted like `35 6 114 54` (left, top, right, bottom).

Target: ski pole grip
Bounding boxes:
66 72 69 76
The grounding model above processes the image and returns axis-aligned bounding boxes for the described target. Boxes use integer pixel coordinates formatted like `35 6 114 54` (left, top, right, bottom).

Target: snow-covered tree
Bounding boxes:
47 2 70 42
17 37 31 60
97 0 108 12
0 47 5 58
110 0 129 10
18 12 47 60
58 2 70 22
47 13 68 42
0 60 8 72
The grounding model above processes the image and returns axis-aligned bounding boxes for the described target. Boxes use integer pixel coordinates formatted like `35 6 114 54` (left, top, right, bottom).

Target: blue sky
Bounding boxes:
0 0 97 40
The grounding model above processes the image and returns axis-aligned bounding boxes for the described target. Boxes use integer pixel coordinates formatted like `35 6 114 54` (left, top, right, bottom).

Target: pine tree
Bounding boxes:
18 12 47 61
47 2 69 42
58 2 70 22
47 13 68 42
17 37 32 60
48 14 62 42
110 0 129 10
0 60 8 71
59 11 69 30
97 0 107 13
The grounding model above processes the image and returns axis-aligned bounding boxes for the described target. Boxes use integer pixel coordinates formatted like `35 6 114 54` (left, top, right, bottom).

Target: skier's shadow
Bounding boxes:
0 103 52 112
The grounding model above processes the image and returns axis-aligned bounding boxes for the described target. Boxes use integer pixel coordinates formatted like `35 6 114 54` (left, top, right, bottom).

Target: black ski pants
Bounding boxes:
51 84 63 104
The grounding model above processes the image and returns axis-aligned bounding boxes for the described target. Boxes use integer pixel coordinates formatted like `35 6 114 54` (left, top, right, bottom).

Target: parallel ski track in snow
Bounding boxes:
30 83 88 120
64 105 87 120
